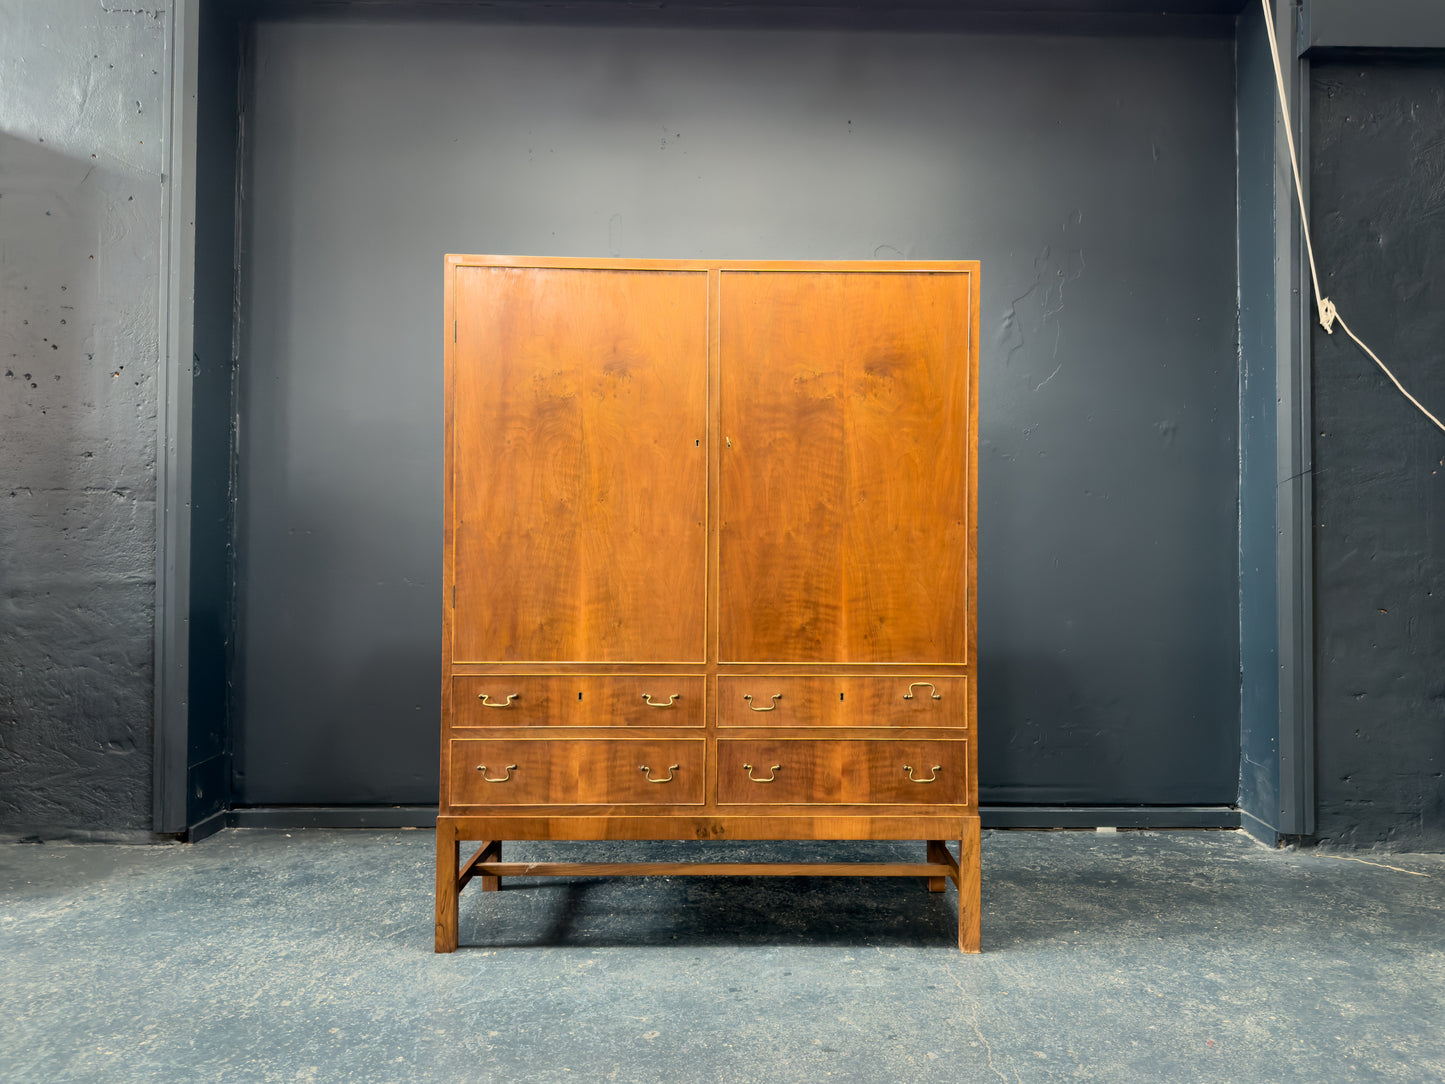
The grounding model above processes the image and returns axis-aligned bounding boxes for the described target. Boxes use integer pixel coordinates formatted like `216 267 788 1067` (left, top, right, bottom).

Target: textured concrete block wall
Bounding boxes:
0 1 167 833
1310 59 1445 851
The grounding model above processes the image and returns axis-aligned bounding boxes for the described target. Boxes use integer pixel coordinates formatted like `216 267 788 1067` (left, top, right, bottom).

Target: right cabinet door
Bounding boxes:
718 269 973 664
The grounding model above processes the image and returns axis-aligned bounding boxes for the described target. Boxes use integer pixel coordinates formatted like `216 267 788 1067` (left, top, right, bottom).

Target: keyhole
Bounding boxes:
577 692 583 700
839 693 845 701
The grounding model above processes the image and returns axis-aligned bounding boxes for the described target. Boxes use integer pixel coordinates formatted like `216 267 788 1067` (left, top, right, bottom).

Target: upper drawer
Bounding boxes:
452 676 705 728
717 676 965 728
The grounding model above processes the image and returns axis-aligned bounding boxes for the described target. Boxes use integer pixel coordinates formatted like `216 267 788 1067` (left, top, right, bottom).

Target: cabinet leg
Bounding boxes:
434 819 460 953
957 819 981 954
479 840 501 892
925 839 948 893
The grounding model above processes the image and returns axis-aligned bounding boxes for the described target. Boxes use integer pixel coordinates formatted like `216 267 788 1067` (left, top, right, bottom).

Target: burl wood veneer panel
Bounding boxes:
717 270 971 663
451 265 708 663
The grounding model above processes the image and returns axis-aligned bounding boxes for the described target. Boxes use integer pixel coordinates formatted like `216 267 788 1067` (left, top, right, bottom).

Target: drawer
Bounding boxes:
717 677 965 728
716 739 968 805
449 738 705 806
452 676 705 727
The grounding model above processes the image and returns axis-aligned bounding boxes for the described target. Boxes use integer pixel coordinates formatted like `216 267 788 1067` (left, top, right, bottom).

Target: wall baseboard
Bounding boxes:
188 804 1242 836
984 805 1240 830
0 827 183 845
1238 808 1283 847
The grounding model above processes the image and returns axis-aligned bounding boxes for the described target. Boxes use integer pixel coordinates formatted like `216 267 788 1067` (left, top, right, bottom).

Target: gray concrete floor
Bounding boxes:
1 830 1441 1083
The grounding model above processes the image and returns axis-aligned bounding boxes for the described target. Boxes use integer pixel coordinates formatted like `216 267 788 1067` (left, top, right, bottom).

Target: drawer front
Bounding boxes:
452 676 705 728
449 738 705 806
717 677 965 728
717 739 968 805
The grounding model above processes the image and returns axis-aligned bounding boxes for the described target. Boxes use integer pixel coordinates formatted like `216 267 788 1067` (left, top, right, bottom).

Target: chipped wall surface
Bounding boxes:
1310 60 1445 851
0 1 167 832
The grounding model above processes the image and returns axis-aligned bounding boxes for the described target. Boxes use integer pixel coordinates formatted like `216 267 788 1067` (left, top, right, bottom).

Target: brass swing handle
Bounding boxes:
640 764 680 783
902 683 941 701
642 693 680 708
743 762 781 783
476 764 517 782
903 764 942 784
479 693 518 708
743 693 782 712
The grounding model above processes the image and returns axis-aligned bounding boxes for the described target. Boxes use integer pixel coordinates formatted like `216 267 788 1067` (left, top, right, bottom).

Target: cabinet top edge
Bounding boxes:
445 254 979 274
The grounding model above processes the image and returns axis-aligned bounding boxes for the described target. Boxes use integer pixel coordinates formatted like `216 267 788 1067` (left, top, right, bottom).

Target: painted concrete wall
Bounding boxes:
186 2 241 828
1310 58 1445 850
233 15 1242 807
21 5 1440 845
0 1 167 834
1235 0 1282 835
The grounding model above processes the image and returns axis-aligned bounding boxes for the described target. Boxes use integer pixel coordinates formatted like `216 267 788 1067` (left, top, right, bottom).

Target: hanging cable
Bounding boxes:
1260 0 1445 435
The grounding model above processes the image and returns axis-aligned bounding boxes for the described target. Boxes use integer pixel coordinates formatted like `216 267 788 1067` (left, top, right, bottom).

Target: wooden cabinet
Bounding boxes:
437 256 980 953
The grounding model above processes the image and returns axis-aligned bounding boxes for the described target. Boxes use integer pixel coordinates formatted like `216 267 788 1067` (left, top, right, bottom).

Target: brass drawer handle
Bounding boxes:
477 764 517 782
903 764 942 783
640 763 679 783
902 683 941 701
641 693 680 708
743 693 782 712
743 762 781 783
479 693 518 708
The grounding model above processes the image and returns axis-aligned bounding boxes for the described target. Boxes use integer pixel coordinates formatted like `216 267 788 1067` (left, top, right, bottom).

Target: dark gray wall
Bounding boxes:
1310 58 1445 850
1303 0 1445 52
186 2 243 827
234 13 1242 806
1235 0 1281 833
0 1 167 835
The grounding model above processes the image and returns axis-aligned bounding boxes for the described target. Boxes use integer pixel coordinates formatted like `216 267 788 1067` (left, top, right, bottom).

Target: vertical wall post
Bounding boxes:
154 0 201 835
1275 0 1315 837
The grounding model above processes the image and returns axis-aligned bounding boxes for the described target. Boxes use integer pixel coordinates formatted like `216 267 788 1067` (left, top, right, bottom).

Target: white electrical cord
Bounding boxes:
1260 0 1445 435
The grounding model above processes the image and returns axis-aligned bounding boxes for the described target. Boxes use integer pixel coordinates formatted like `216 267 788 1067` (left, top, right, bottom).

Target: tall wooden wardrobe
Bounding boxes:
436 256 980 952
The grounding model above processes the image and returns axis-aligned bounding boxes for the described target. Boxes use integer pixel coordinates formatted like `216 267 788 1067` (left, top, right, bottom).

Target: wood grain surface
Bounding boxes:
717 675 966 728
466 861 951 879
718 270 970 663
452 676 706 727
716 738 969 805
440 257 980 953
451 265 708 662
449 738 705 805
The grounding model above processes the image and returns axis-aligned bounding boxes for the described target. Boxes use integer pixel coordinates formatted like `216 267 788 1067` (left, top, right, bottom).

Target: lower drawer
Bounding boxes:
716 739 969 806
449 738 705 806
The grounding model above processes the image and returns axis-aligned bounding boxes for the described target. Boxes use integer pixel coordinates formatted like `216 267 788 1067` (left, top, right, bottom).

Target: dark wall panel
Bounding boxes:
1310 59 1445 850
235 16 1240 806
187 3 243 826
1235 0 1282 833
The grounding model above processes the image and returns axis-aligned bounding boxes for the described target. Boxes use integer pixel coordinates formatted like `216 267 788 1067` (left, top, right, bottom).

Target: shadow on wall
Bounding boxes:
0 131 157 832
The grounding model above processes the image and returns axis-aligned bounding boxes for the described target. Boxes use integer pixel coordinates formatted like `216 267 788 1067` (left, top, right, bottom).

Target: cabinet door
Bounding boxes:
451 266 708 662
719 270 971 663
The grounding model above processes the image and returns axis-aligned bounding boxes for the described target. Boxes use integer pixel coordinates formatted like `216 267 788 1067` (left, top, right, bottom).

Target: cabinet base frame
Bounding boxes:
434 815 982 954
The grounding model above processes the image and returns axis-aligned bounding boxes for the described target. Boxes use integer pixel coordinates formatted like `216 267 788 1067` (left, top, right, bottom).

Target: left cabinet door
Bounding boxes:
450 264 709 662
